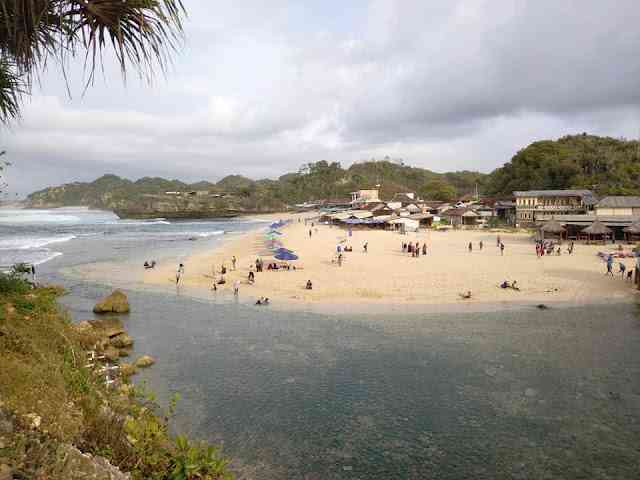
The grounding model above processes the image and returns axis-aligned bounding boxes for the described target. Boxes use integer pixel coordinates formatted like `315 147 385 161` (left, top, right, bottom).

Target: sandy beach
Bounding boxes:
141 213 639 308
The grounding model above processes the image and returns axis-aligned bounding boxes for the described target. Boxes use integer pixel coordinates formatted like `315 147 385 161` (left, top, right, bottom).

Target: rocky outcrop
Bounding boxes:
93 291 130 314
134 355 155 368
55 444 131 480
109 333 133 349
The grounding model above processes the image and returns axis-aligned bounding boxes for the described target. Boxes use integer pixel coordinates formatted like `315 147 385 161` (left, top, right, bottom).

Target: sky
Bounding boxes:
3 0 640 196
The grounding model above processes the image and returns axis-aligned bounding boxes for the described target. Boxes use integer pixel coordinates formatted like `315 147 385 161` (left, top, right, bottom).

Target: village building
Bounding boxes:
514 189 595 225
595 196 640 216
441 207 479 227
350 189 380 207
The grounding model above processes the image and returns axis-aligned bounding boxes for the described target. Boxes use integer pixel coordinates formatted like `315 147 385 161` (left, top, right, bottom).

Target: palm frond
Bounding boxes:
0 58 25 123
64 0 186 83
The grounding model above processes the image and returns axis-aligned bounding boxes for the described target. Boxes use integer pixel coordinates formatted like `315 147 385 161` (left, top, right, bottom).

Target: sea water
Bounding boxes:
2 208 640 479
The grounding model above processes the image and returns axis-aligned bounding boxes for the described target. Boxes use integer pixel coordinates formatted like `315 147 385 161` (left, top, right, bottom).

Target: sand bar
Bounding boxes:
141 213 639 309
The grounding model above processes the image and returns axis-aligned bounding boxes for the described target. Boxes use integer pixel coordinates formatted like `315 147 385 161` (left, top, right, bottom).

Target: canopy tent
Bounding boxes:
274 251 299 261
539 219 566 241
581 220 612 243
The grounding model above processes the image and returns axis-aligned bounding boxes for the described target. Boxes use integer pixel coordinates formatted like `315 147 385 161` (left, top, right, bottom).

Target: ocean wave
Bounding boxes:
0 235 77 250
195 230 225 238
105 219 171 226
0 249 62 267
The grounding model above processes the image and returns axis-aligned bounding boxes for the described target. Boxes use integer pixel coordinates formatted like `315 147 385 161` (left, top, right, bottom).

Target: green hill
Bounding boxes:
485 134 640 197
26 160 487 214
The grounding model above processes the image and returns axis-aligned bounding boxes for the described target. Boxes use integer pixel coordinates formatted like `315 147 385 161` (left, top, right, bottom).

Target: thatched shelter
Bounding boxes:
623 222 640 242
581 220 612 243
539 219 566 241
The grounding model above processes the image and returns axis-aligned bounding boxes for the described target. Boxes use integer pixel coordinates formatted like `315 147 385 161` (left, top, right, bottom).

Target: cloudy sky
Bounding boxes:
3 0 640 196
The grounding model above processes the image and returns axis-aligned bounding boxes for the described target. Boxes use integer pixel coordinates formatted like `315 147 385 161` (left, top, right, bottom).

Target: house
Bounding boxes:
350 189 380 207
513 190 595 225
366 203 394 216
390 192 419 206
595 196 640 216
441 207 479 227
493 200 516 225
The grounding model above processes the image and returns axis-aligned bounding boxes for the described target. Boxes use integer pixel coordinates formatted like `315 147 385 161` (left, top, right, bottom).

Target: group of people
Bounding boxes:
402 241 427 257
500 280 520 291
535 240 573 257
466 237 504 255
605 254 634 280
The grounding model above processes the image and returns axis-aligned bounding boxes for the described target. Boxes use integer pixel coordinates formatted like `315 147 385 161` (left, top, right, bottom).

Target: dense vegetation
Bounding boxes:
486 134 640 196
0 274 231 479
26 160 487 210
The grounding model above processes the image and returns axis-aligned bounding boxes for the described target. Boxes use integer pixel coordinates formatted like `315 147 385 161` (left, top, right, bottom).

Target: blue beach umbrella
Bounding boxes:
274 247 294 254
274 251 299 261
268 230 283 235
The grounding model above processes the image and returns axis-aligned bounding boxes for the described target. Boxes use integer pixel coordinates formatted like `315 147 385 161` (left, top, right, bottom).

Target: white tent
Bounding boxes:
388 217 419 232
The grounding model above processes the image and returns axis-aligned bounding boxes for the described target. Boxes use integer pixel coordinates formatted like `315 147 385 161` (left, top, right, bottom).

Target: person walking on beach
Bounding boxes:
233 280 240 295
309 229 313 238
422 243 427 256
176 264 183 285
468 242 473 253
500 243 505 256
606 254 614 276
619 262 626 278
497 235 501 247
363 242 368 253
416 242 420 257
232 256 237 270
479 240 483 251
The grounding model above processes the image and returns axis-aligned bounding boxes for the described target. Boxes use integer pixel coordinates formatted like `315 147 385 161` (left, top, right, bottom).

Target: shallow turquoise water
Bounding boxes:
60 285 640 479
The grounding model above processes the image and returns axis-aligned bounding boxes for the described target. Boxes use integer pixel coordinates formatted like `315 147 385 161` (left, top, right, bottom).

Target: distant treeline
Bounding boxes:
26 134 640 210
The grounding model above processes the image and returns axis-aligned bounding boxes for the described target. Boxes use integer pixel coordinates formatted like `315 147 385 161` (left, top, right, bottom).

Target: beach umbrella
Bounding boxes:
274 247 294 254
274 251 299 261
268 230 283 235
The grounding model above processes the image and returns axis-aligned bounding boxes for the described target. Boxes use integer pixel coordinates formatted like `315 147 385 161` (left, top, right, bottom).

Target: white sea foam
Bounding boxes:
0 235 76 250
195 230 225 238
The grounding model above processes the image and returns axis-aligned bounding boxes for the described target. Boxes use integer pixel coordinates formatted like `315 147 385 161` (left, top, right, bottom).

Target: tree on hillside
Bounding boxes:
0 0 186 124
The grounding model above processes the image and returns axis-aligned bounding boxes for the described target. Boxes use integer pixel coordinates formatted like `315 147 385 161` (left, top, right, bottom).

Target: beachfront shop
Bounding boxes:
539 215 640 243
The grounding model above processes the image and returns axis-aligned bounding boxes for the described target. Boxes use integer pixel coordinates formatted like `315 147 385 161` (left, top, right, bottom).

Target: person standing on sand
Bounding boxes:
500 243 505 256
363 242 368 253
234 280 240 295
232 256 237 270
309 229 312 238
479 240 483 251
422 243 427 256
497 235 501 247
606 254 614 276
468 242 473 253
416 242 420 257
619 262 626 278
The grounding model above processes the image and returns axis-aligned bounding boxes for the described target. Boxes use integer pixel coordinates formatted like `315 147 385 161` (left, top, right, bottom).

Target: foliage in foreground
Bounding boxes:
0 275 231 479
0 0 186 124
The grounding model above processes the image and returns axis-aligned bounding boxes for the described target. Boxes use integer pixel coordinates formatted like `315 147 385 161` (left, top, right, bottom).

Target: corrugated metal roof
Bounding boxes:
596 196 640 208
513 189 593 197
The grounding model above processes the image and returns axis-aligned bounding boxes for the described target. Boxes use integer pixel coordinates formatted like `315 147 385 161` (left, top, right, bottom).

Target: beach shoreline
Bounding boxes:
63 211 640 314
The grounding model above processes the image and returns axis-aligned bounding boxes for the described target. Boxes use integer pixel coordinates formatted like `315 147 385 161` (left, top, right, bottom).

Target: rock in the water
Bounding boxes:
120 363 138 378
109 333 133 348
93 290 130 314
104 347 120 362
134 355 155 368
56 443 130 480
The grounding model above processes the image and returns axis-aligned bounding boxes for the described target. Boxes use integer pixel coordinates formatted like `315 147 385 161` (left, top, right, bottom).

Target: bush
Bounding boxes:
0 272 30 294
